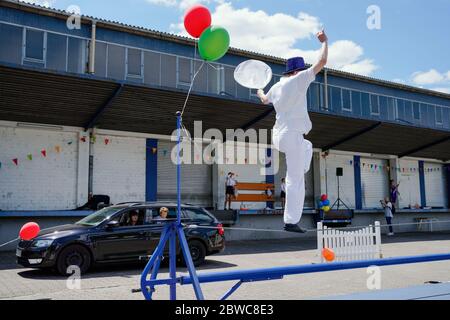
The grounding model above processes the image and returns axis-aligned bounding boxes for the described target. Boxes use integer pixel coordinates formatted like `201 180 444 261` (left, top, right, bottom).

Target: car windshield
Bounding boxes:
75 207 123 226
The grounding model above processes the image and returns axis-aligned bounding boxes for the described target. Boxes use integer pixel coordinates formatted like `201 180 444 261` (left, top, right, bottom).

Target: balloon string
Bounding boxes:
181 60 205 117
0 237 19 248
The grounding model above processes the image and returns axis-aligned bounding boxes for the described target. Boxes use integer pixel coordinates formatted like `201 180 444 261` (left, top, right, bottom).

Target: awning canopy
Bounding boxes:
1 64 449 161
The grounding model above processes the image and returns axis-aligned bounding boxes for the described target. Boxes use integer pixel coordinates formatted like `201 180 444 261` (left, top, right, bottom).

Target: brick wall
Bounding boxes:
92 134 146 204
0 126 79 210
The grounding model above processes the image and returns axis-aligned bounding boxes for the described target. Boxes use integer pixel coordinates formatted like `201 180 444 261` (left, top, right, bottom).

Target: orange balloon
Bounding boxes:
322 248 335 262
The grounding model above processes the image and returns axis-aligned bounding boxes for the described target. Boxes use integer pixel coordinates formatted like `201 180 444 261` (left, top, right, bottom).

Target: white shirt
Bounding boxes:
226 176 236 187
281 183 286 193
266 68 316 134
384 202 393 218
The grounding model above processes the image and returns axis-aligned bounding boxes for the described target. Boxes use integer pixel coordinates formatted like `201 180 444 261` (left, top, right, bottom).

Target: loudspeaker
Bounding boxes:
336 167 343 177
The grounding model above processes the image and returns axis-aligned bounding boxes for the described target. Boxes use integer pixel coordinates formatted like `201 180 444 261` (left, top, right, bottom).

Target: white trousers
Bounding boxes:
273 130 313 225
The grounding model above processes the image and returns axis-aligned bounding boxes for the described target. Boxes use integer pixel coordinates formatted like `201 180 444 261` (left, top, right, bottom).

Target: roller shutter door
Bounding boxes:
398 159 421 208
275 153 314 208
325 154 355 208
157 141 212 206
360 158 389 209
424 162 446 208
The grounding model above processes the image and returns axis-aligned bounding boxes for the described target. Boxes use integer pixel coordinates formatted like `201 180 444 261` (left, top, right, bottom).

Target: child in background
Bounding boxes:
381 197 394 236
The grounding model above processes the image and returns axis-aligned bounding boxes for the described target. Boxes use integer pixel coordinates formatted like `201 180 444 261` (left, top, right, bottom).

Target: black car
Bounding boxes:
16 202 225 275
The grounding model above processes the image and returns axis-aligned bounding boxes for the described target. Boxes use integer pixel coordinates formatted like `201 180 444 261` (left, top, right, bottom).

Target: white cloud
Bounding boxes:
431 87 450 94
411 69 445 85
171 2 378 76
21 0 56 7
146 0 209 10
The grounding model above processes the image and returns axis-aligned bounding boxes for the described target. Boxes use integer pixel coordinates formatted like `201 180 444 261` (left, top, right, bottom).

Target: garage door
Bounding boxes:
157 141 212 207
93 135 146 204
275 152 314 208
325 154 355 208
361 158 389 209
424 162 446 208
398 159 421 209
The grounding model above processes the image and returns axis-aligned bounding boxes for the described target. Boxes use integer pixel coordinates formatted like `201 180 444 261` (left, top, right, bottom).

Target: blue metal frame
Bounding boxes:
140 112 204 300
354 156 362 210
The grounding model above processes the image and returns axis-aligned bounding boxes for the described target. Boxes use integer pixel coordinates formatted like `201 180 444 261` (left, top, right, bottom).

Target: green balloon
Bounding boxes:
198 26 230 62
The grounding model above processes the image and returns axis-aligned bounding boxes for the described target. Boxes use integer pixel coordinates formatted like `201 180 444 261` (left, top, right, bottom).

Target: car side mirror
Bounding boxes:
105 220 120 230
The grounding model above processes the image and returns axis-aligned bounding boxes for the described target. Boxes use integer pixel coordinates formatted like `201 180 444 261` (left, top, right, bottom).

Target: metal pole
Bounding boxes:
176 111 182 226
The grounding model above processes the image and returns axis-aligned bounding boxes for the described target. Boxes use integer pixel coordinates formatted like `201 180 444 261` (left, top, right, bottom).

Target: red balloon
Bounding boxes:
184 5 212 38
19 222 40 241
322 248 335 262
321 194 328 201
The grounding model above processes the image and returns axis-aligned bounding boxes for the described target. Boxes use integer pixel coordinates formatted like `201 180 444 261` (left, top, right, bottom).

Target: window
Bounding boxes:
351 91 361 113
361 92 370 114
413 102 421 121
67 37 86 73
342 89 352 111
177 57 192 86
330 87 342 111
223 66 236 96
436 106 443 124
127 48 143 78
0 23 23 64
144 51 161 86
387 97 396 120
94 41 108 77
24 29 45 66
152 207 177 219
161 54 176 87
308 82 322 109
404 100 412 120
370 94 380 115
207 63 220 94
107 44 126 80
184 209 214 223
192 60 208 92
396 99 405 120
46 33 67 72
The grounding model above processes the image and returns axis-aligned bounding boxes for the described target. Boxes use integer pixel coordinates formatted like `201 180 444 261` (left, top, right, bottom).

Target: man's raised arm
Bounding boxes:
312 30 328 75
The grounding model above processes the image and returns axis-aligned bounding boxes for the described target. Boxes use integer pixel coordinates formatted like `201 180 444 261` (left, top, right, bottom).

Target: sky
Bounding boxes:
25 0 450 94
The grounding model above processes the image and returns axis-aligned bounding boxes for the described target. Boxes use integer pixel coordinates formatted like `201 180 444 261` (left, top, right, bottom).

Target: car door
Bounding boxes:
92 209 156 261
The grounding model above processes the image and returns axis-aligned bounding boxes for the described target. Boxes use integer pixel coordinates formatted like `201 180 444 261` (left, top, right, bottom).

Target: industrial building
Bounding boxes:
1 0 449 249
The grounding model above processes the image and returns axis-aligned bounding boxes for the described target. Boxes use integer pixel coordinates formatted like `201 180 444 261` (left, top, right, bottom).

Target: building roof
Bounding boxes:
1 64 450 161
3 0 450 101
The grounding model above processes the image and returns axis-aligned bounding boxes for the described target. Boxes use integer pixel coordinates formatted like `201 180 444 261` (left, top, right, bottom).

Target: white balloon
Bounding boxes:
234 59 273 89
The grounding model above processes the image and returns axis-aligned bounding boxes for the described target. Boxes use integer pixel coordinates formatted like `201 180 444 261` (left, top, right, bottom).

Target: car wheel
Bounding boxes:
181 240 206 267
56 244 92 276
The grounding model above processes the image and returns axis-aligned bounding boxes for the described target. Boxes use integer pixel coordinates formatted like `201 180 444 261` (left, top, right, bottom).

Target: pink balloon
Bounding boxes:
184 5 212 38
19 222 40 241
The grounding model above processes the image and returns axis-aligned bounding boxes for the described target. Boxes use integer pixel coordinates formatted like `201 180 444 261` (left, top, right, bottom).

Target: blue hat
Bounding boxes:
284 57 307 75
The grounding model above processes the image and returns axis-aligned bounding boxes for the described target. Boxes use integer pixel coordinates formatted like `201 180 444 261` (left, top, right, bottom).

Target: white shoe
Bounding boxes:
388 233 394 236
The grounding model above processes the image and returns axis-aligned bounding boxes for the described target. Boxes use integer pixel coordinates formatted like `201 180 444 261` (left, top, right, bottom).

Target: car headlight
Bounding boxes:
32 240 54 248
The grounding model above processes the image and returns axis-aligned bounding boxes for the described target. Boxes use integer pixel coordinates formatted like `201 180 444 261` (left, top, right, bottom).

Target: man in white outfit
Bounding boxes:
257 30 328 233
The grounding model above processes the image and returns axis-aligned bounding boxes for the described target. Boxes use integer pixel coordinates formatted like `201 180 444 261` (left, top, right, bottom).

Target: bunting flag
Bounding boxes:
27 154 33 161
91 136 97 144
0 162 2 169
55 145 61 153
12 159 18 166
80 137 87 143
41 149 47 157
68 141 73 145
152 148 158 155
104 138 110 145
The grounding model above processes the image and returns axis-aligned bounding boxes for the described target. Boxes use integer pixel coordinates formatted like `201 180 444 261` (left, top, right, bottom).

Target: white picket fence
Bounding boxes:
317 222 382 263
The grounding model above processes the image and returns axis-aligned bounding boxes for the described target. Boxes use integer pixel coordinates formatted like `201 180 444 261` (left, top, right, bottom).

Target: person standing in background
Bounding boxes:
381 197 394 236
280 178 286 210
224 172 237 210
390 180 400 214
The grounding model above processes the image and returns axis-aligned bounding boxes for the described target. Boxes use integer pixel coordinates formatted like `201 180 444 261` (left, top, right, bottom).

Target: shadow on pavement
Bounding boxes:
16 259 237 280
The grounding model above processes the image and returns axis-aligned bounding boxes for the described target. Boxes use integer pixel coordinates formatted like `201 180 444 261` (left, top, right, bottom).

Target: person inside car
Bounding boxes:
127 210 140 226
153 207 169 224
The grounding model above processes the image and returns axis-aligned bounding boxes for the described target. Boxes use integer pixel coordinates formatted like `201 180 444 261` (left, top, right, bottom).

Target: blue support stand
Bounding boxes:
140 112 204 300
